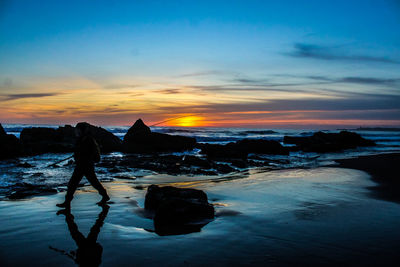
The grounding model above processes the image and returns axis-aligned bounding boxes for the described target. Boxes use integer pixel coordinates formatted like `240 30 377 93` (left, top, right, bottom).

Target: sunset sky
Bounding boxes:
0 0 399 128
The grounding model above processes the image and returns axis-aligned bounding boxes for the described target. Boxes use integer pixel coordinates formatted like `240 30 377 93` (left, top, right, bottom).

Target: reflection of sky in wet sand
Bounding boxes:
1 167 400 265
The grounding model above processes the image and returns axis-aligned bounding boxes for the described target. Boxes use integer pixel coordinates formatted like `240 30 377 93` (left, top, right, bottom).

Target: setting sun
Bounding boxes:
168 115 206 127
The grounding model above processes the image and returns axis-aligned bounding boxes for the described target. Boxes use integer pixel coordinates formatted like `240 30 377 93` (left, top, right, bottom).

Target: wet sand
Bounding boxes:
336 153 400 202
1 164 400 266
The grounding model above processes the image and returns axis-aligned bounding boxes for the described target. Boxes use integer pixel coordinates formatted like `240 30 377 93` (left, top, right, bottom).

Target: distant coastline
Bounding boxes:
339 127 400 132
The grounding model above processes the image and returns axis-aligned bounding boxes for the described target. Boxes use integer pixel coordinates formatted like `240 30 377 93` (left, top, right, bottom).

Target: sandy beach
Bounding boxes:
1 154 400 266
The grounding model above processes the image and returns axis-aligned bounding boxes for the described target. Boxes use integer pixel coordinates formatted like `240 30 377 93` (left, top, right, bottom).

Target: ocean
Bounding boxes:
1 124 399 199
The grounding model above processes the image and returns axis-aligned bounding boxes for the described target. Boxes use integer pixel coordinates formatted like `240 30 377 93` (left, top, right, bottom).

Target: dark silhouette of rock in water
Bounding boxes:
123 119 196 153
198 143 248 159
284 130 376 152
20 123 121 155
145 185 214 236
124 118 151 138
235 139 289 155
75 122 122 152
20 125 76 155
198 138 288 159
0 123 6 136
0 123 22 159
54 205 109 267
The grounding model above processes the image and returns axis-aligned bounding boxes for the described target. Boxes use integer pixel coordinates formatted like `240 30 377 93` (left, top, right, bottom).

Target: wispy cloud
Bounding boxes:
153 89 182 94
176 70 236 78
0 93 61 101
103 84 138 89
157 93 400 113
287 43 399 64
229 74 400 88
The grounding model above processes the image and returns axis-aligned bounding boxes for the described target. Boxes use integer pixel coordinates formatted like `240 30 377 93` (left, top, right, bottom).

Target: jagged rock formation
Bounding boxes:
123 119 196 153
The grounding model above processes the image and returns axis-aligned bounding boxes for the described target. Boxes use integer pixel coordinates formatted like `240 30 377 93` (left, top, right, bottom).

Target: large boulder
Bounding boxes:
76 122 122 152
20 123 122 155
123 119 196 153
145 185 215 236
20 126 76 155
0 124 23 160
199 139 288 159
283 131 375 153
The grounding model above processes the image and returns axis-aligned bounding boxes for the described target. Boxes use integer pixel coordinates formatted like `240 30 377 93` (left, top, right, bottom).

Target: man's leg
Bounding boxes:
57 166 84 208
85 165 109 202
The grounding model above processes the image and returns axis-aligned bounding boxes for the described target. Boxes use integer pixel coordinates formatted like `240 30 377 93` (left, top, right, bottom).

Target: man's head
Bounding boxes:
75 122 91 137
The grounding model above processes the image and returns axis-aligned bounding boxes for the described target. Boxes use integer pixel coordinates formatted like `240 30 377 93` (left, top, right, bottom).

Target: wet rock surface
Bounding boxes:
198 139 288 159
98 153 252 175
145 185 214 236
6 182 58 199
284 131 376 153
123 119 196 153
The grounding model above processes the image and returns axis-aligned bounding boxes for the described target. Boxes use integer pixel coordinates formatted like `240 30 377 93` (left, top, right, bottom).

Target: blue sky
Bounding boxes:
0 0 399 127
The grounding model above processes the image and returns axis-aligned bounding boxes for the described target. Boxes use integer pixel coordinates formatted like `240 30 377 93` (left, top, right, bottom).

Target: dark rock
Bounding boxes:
215 163 237 173
76 122 122 152
154 198 214 236
227 159 248 168
100 153 241 176
0 124 6 136
123 118 151 138
199 139 288 159
145 185 214 236
20 123 122 155
283 131 376 153
199 143 248 159
181 155 212 168
145 184 209 210
234 139 289 155
20 126 75 155
0 123 23 160
123 119 196 153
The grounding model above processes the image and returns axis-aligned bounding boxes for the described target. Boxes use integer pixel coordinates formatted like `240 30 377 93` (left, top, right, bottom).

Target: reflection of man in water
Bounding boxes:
55 205 109 266
57 123 110 210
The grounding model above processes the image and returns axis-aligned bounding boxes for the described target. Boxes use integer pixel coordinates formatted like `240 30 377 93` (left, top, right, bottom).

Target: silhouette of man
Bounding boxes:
55 205 109 266
57 122 110 209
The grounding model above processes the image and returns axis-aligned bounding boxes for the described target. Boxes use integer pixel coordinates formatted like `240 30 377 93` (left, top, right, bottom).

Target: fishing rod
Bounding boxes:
46 155 74 168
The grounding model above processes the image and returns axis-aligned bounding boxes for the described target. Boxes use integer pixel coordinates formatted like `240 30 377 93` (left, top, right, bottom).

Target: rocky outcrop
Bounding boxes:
283 131 375 153
199 139 288 159
76 122 122 152
20 123 122 155
20 126 76 155
145 185 214 236
123 119 196 153
0 124 23 160
198 143 248 159
234 139 289 155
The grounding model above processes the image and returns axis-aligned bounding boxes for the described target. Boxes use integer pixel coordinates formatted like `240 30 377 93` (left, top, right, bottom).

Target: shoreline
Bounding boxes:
1 156 400 265
335 153 400 203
